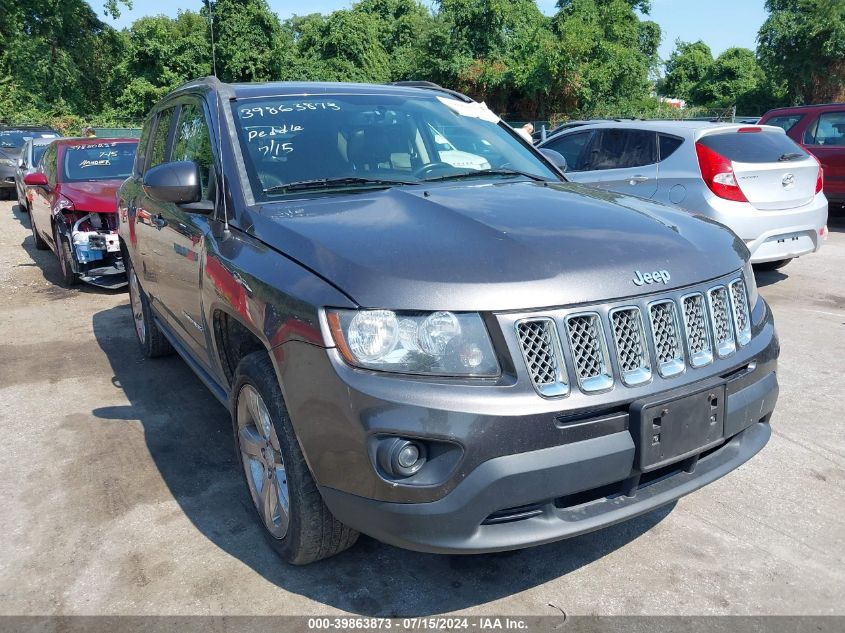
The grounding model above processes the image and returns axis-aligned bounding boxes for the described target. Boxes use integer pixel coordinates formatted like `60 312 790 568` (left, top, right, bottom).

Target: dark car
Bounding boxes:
760 103 845 207
118 77 779 564
25 137 138 288
0 126 59 199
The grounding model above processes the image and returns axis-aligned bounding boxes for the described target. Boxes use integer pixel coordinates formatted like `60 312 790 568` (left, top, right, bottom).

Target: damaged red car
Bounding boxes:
25 138 138 288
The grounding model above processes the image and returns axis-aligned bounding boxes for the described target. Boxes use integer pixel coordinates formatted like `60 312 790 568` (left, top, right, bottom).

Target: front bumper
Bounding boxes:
275 294 779 554
322 418 772 554
0 165 16 188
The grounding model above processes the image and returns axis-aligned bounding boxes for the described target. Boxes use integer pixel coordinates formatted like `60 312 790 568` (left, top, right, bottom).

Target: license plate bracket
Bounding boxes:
631 383 726 472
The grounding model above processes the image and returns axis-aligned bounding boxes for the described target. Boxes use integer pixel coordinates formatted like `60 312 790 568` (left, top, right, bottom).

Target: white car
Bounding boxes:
539 121 828 269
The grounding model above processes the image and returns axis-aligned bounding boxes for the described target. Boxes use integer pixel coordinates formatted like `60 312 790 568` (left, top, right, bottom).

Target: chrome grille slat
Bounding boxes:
565 313 613 392
707 286 736 357
728 279 751 346
648 300 685 377
515 319 569 397
609 307 651 386
681 293 714 368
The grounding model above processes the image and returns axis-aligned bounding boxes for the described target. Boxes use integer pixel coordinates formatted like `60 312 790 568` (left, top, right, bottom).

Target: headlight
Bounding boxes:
327 309 500 376
0 158 15 167
742 261 759 309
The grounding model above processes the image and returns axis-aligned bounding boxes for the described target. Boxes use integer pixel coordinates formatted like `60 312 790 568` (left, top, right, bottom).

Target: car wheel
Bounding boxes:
127 258 173 358
30 214 48 250
17 192 29 212
754 258 792 271
54 224 79 287
232 351 358 565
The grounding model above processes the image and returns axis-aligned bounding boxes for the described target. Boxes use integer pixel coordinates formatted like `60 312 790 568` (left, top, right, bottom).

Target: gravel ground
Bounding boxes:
0 200 842 616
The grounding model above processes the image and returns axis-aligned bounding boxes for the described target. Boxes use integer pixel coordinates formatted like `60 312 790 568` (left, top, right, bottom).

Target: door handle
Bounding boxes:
152 214 167 230
629 175 649 184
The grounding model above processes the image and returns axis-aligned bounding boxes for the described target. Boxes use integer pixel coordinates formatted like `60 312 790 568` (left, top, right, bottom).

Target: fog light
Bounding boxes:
378 438 427 478
397 443 419 468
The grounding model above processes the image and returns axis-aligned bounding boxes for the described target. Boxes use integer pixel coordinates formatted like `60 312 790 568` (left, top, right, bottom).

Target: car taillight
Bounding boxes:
695 142 748 202
810 154 824 194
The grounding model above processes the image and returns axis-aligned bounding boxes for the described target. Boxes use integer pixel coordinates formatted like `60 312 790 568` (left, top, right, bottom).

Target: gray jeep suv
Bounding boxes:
118 78 779 564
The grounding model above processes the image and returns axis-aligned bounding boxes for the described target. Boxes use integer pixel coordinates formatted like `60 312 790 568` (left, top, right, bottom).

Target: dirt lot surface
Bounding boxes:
0 200 843 616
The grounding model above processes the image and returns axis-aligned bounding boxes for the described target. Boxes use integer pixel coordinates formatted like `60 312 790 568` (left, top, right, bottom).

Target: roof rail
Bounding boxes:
387 81 474 103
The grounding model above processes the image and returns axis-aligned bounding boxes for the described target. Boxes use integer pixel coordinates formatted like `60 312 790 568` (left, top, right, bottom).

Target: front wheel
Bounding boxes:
30 214 48 250
54 224 78 287
754 258 792 271
232 351 358 564
127 258 173 358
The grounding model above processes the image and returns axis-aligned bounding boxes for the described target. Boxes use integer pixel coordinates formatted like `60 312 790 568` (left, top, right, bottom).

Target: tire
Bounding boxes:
754 258 792 271
232 351 358 564
54 224 79 287
30 214 48 250
127 257 173 358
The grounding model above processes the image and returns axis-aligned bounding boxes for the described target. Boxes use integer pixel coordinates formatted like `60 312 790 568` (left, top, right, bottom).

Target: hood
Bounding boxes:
247 181 748 312
59 180 123 214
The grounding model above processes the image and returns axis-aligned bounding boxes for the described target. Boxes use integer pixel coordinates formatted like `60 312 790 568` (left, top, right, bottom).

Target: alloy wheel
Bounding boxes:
236 384 290 539
128 267 146 345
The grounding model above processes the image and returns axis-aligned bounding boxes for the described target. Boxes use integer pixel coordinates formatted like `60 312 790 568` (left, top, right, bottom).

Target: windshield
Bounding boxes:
62 142 137 182
231 94 559 198
0 130 57 150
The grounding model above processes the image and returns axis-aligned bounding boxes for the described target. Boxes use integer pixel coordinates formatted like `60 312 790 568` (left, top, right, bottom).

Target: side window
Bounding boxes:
587 129 657 171
148 107 176 170
134 117 154 177
658 134 684 161
172 102 214 199
544 132 592 172
766 115 803 133
804 112 845 146
42 145 57 186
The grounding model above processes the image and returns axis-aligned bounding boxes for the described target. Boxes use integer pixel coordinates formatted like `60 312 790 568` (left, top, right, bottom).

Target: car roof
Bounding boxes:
176 76 473 103
53 137 138 148
543 119 783 142
762 103 845 115
0 125 56 131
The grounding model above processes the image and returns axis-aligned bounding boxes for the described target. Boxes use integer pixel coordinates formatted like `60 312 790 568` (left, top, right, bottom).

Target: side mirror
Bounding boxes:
24 172 48 187
539 148 568 173
143 160 202 205
17 158 24 169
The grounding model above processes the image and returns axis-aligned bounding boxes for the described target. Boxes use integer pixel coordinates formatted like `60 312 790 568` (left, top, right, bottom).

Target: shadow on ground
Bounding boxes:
90 304 673 616
10 203 124 298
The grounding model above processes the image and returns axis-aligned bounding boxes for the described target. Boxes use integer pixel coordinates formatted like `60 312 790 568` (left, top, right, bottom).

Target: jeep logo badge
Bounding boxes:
633 270 671 286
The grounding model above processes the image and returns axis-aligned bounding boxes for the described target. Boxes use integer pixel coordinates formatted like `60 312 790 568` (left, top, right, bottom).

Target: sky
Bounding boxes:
99 0 768 64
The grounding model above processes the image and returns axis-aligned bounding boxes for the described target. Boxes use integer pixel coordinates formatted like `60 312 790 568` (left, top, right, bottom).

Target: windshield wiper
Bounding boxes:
778 152 806 161
263 176 419 194
421 168 549 183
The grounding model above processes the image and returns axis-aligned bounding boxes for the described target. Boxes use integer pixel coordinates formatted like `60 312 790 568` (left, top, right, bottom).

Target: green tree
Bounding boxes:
207 0 290 82
690 47 764 108
0 0 132 119
660 40 713 101
758 0 845 103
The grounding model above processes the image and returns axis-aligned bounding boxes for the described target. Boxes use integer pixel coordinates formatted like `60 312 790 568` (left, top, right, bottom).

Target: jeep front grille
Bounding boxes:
565 313 613 392
681 293 713 367
515 319 569 397
512 274 751 396
648 300 685 377
728 279 751 346
707 286 736 357
609 307 651 386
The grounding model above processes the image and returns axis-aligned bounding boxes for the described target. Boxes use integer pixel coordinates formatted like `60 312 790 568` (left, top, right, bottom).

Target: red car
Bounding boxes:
25 138 138 288
759 103 845 208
